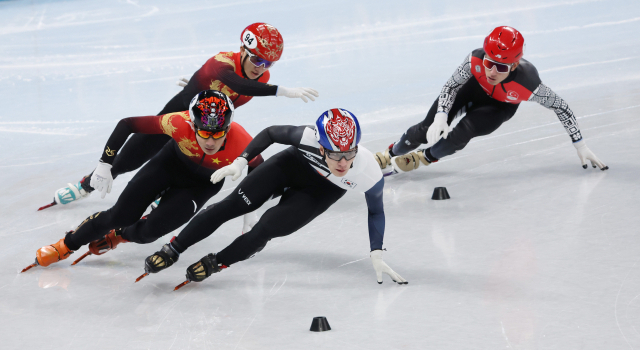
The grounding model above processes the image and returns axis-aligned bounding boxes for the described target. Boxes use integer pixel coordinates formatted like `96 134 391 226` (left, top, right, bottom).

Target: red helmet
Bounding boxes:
240 23 284 62
483 26 525 64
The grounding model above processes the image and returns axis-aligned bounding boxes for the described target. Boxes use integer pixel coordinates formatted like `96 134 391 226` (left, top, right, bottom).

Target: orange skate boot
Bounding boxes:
22 236 74 272
71 229 128 265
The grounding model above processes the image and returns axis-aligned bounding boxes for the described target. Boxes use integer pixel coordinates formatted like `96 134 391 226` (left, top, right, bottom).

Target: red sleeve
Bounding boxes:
123 115 164 134
99 115 164 164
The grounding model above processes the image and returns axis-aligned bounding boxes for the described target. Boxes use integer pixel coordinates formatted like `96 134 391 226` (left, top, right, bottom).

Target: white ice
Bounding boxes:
2 0 640 349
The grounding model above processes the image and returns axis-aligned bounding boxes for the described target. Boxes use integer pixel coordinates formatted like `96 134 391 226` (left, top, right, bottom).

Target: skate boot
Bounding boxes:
174 253 227 291
71 228 128 265
54 175 93 206
22 235 74 272
187 253 226 282
135 239 181 282
374 144 394 169
390 149 434 174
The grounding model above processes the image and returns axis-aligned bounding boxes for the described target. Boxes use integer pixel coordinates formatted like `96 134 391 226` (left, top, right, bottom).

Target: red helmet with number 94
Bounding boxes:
240 23 284 64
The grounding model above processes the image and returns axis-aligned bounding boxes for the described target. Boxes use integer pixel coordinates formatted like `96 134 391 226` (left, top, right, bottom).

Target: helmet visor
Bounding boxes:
196 127 227 140
245 49 275 69
324 147 358 161
483 56 512 73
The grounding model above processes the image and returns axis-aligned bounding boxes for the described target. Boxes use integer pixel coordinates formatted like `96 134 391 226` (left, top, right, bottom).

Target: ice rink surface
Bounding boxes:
1 0 640 348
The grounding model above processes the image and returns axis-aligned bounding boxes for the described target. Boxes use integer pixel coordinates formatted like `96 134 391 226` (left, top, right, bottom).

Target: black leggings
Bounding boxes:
65 142 221 250
173 147 346 266
392 79 520 159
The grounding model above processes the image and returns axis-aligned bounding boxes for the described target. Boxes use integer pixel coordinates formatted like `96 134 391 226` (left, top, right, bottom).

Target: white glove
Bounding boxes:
276 86 319 103
210 157 248 184
90 162 113 199
242 212 259 234
176 77 189 87
573 139 608 170
426 112 450 145
370 250 407 285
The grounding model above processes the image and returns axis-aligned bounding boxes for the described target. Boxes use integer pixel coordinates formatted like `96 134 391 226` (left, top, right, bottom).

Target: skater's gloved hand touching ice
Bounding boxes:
370 250 407 285
211 157 248 184
90 162 113 199
426 112 450 145
276 86 319 103
573 140 608 170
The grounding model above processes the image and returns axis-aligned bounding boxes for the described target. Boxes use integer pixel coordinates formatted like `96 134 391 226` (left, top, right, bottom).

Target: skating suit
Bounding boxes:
396 48 583 159
173 125 387 266
65 113 262 250
100 111 262 176
175 51 276 110
437 48 581 142
108 51 276 179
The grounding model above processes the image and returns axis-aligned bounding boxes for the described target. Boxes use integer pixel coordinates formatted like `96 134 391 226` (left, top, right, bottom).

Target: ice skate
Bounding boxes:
39 175 93 211
71 228 128 265
386 150 434 176
56 175 92 204
135 241 180 282
174 253 226 291
374 144 393 170
22 236 74 272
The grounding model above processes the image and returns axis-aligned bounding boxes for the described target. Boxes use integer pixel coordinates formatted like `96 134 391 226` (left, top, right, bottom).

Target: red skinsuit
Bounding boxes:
104 111 261 170
190 51 271 108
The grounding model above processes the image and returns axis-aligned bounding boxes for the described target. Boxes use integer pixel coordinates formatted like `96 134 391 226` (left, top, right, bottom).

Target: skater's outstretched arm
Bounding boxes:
364 178 385 251
427 53 474 144
90 115 165 198
214 65 278 97
364 177 407 285
211 125 305 184
529 84 608 170
240 125 306 160
99 115 165 164
437 53 474 115
528 83 582 142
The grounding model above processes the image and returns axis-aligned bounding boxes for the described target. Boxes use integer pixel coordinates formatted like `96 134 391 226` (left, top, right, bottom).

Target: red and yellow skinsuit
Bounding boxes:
177 51 276 110
100 111 263 175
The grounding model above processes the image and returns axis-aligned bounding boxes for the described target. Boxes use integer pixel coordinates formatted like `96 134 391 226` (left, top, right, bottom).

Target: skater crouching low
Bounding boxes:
139 108 408 289
22 90 262 272
376 26 607 175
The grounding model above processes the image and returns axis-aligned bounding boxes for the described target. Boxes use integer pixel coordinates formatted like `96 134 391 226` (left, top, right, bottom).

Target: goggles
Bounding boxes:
482 56 513 73
324 147 358 161
195 127 227 140
245 49 275 69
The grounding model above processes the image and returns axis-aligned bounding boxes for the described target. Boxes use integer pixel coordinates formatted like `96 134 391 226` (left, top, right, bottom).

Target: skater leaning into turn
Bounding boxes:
48 22 319 209
375 26 608 175
138 108 407 288
22 91 262 272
